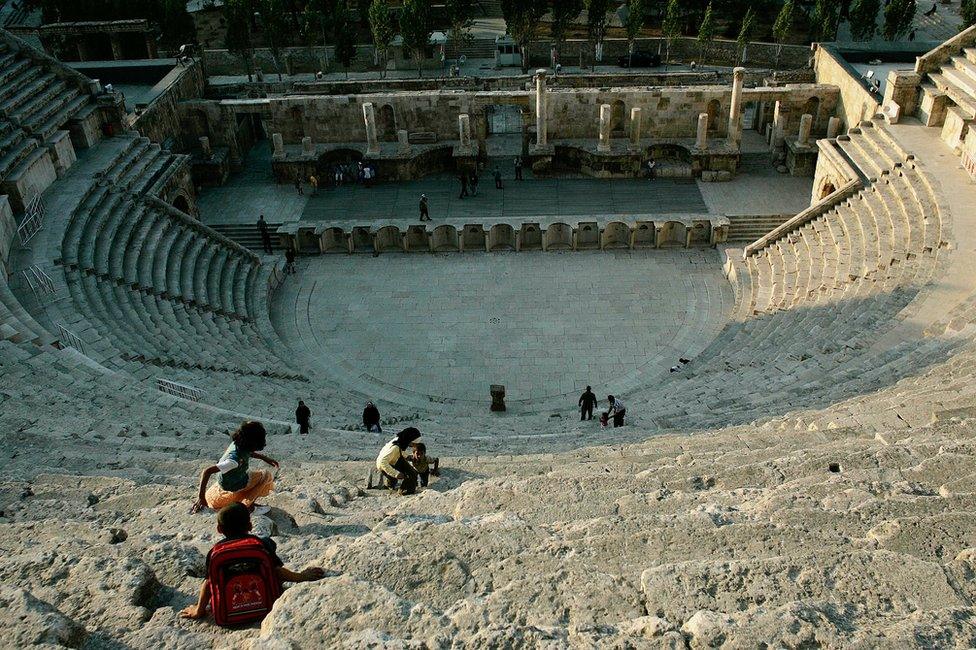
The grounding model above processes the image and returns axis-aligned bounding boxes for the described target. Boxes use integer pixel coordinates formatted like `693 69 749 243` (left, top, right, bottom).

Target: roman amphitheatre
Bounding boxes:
4 0 976 646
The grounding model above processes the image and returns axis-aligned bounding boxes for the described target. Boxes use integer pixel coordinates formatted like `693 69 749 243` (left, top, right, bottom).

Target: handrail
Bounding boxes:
743 178 861 257
916 23 976 74
142 195 261 262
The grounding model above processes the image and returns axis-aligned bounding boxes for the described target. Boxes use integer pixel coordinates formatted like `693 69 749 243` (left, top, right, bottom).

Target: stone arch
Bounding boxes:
519 223 543 251
405 225 430 252
375 225 402 252
601 221 631 249
378 104 397 142
172 194 191 214
545 222 573 250
488 223 516 251
659 221 688 247
819 180 836 200
611 99 627 134
706 99 721 132
321 227 347 253
633 221 656 248
431 224 459 252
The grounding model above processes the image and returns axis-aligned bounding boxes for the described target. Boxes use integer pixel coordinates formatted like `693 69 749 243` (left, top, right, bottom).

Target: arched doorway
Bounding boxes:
173 194 191 214
819 180 836 199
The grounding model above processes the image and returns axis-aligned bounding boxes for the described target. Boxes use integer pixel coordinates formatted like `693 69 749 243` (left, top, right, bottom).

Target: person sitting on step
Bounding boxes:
376 427 423 495
191 421 278 515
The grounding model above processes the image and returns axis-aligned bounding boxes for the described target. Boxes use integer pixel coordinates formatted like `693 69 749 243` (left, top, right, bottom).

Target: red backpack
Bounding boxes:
208 536 283 627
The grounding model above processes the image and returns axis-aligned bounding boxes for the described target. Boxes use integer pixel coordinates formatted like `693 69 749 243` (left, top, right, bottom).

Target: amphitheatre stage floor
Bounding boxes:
271 248 732 412
198 139 814 226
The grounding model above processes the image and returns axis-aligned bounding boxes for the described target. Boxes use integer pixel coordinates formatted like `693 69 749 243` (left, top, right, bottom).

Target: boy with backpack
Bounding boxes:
180 503 325 626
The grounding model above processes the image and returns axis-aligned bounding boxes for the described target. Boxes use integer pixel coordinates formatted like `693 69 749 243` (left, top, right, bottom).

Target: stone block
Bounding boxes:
941 106 970 152
919 87 948 128
0 147 57 213
0 196 14 272
68 104 102 150
46 130 76 178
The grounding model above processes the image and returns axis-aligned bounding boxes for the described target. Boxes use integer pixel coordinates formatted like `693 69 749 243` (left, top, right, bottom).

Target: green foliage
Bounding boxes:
445 0 475 61
584 0 613 44
224 0 255 77
334 0 358 72
735 6 755 65
400 0 433 76
882 0 916 40
772 0 796 45
811 0 841 41
661 0 682 40
848 0 880 41
500 0 547 71
964 0 976 28
40 0 196 49
301 0 337 47
624 0 645 46
368 0 396 53
697 2 715 60
550 0 583 54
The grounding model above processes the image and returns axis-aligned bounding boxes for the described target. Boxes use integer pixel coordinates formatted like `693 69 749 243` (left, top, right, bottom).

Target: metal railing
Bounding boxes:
17 195 45 245
56 323 85 354
157 377 205 402
22 265 56 299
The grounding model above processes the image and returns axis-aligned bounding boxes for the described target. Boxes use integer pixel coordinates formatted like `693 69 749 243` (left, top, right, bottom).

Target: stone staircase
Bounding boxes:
726 214 793 242
920 46 976 151
209 222 284 252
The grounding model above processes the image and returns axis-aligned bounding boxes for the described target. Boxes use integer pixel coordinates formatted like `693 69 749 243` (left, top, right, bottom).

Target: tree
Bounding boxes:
500 0 547 73
964 0 976 29
736 6 756 66
772 0 796 66
155 0 197 51
256 0 288 80
224 0 256 82
697 2 715 65
848 0 880 41
584 0 612 67
550 0 582 67
400 0 433 78
445 0 475 67
623 0 645 68
369 0 396 77
811 0 841 41
882 0 916 40
334 0 358 78
661 0 681 70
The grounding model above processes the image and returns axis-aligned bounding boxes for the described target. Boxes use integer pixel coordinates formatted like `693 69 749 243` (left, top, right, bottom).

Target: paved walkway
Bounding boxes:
272 249 732 411
198 139 813 226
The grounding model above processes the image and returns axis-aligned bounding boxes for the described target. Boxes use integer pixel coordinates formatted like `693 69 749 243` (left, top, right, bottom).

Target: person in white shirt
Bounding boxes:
606 395 627 427
375 427 423 495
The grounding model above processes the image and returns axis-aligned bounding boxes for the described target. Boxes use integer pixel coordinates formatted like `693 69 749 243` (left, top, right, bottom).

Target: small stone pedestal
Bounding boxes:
785 140 818 177
490 385 506 412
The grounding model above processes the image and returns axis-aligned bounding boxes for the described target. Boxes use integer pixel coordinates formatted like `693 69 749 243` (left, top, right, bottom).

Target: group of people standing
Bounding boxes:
578 386 627 427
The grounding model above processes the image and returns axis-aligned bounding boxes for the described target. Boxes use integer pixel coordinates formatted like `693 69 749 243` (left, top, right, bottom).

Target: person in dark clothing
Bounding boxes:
579 386 597 421
257 215 272 254
923 3 936 17
470 172 479 196
419 194 430 221
493 167 503 189
459 173 469 199
363 401 381 433
284 247 296 275
375 427 422 495
514 156 523 180
296 400 310 434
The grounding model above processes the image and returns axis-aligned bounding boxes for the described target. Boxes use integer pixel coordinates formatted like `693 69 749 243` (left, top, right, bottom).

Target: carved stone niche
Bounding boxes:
490 384 506 412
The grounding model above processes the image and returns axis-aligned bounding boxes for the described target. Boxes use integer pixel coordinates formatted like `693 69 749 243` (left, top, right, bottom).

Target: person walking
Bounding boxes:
459 172 469 199
493 167 503 189
309 174 319 196
419 194 430 221
295 400 311 434
514 156 523 180
578 386 597 421
470 172 479 196
257 215 272 255
284 247 297 275
606 395 627 428
294 177 303 195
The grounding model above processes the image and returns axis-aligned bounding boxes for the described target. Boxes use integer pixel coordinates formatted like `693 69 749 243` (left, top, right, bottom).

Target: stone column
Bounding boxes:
727 66 746 149
272 133 284 158
458 114 472 148
145 34 158 59
302 136 314 156
696 113 709 149
199 136 212 158
772 100 787 148
826 116 841 139
797 113 813 146
397 129 411 155
629 107 642 147
535 69 548 147
363 102 379 155
598 104 611 153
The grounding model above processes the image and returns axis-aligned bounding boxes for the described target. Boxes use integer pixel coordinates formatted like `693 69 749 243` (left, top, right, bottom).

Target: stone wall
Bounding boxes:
257 84 837 146
0 196 14 275
915 23 976 74
528 37 812 71
131 61 206 149
813 45 879 133
202 46 378 77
